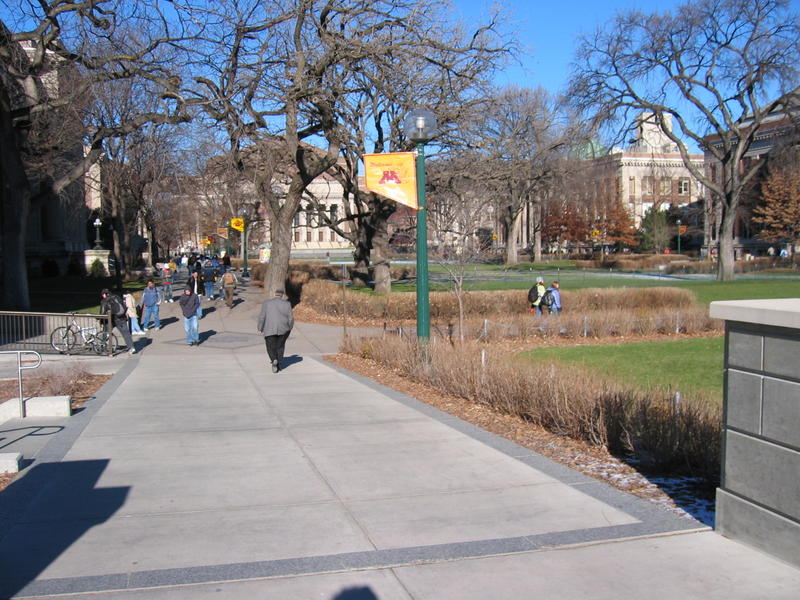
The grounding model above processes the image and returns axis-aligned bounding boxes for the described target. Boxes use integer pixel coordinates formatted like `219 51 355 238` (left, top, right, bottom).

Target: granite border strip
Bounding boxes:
319 356 705 531
6 522 704 598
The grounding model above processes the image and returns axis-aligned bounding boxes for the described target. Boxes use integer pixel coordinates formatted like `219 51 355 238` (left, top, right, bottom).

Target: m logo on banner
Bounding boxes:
379 171 402 185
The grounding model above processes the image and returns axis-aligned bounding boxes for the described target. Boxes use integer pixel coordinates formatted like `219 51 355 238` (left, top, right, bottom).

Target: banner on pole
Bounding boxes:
230 217 245 232
217 228 229 239
364 152 417 209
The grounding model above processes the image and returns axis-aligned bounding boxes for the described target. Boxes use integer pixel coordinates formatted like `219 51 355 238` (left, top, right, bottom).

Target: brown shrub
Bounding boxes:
341 335 721 483
301 280 707 337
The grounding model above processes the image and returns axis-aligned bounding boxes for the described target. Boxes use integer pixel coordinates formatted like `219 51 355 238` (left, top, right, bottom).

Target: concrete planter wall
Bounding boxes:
709 299 800 567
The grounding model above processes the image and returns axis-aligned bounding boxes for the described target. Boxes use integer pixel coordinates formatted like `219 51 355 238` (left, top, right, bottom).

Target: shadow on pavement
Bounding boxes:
159 316 179 328
198 329 218 344
0 460 128 598
0 425 64 451
282 354 303 369
331 587 379 600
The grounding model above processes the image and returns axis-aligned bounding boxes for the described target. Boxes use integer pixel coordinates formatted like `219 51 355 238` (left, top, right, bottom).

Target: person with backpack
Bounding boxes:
141 279 161 331
527 276 546 315
100 289 136 354
541 281 562 314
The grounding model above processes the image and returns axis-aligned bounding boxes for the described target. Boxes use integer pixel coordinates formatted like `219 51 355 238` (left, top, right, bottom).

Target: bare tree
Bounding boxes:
458 87 574 265
191 0 511 295
0 1 197 308
569 0 800 280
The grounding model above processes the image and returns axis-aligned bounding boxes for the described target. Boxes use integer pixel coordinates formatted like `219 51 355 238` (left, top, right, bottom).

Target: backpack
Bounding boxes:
108 294 127 318
527 286 540 303
541 289 555 308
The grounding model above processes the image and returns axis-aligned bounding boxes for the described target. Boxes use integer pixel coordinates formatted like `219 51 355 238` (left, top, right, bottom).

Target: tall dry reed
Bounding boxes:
342 335 721 485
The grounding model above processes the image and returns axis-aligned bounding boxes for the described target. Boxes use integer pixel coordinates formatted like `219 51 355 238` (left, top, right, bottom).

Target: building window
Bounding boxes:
318 230 324 242
294 231 300 242
293 212 301 227
306 230 312 242
659 178 672 196
642 177 653 196
330 230 336 242
628 177 636 195
329 204 337 222
679 179 690 195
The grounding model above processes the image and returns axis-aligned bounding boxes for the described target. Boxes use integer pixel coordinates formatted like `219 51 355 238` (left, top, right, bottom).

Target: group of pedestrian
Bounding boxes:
99 271 291 373
528 276 562 315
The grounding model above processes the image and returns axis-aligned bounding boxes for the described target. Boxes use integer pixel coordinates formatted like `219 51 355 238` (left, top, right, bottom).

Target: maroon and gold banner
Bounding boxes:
364 152 417 209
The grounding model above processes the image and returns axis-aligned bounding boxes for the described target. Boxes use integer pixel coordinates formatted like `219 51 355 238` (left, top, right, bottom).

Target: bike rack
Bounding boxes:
0 350 42 418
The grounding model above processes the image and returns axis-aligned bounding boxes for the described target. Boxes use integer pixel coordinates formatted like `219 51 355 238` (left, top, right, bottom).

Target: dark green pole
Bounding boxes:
415 142 429 341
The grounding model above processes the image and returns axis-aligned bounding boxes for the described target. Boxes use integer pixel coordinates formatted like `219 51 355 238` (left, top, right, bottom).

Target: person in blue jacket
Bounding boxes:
141 279 161 330
542 281 562 314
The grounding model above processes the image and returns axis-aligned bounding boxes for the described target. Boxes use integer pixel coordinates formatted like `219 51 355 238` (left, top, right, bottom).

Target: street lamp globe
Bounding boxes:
403 109 437 143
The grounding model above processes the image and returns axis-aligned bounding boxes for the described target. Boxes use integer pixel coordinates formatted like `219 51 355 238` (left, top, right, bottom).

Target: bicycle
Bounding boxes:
50 314 119 355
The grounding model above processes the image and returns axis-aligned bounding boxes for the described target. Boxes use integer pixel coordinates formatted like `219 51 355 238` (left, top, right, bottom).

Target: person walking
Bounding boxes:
100 289 136 354
186 271 205 319
257 289 294 373
542 281 562 314
124 291 144 336
161 264 175 302
221 268 239 308
141 280 161 331
528 276 546 315
179 286 201 346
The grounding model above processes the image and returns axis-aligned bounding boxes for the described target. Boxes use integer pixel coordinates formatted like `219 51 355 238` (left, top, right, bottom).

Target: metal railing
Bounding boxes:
0 311 112 355
0 350 42 418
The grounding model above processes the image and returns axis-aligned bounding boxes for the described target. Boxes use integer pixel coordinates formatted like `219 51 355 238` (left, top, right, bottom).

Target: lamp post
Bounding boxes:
404 109 437 342
676 218 682 255
240 206 250 278
93 218 103 249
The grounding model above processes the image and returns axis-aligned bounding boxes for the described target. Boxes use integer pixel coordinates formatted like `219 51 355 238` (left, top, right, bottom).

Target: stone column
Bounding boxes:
709 299 800 567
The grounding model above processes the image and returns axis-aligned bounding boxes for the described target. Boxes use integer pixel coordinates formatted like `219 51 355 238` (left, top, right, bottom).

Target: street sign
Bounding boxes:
230 218 245 232
217 227 229 238
679 225 688 234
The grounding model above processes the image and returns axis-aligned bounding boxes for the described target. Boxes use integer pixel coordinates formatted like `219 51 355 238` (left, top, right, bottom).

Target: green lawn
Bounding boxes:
517 337 725 402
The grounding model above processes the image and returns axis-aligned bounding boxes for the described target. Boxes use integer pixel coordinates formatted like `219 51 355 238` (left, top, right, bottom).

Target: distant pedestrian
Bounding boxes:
542 281 562 314
141 280 161 331
161 264 174 302
257 289 294 373
179 287 201 346
528 276 546 315
124 291 144 336
221 268 239 308
100 289 136 354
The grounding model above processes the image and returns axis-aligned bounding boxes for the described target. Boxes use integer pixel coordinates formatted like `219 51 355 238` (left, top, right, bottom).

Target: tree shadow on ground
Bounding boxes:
0 460 128 598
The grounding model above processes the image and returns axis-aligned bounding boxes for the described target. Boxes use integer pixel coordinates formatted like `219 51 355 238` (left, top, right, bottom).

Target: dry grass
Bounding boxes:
300 280 720 339
0 365 111 411
342 335 721 486
301 279 696 319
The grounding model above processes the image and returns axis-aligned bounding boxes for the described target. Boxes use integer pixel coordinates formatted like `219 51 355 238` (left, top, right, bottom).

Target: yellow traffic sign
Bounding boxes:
230 218 245 232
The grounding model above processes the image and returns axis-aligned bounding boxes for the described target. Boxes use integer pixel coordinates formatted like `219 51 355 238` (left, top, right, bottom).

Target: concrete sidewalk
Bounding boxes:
0 284 798 598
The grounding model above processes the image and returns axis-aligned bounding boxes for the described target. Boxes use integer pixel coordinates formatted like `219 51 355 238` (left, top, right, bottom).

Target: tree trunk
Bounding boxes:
504 211 521 265
352 227 372 287
718 202 736 281
264 212 293 297
371 215 391 294
533 202 542 262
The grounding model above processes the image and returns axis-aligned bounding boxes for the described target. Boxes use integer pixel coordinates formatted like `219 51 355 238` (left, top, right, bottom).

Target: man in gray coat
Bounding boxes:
257 289 294 372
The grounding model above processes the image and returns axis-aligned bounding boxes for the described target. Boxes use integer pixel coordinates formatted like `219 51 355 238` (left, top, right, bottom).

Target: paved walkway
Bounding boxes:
0 284 798 598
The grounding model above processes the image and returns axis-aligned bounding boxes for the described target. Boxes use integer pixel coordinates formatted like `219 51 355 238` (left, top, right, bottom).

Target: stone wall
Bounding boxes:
709 299 800 567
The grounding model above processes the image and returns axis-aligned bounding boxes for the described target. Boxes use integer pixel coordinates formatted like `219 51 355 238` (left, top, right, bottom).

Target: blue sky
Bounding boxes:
453 0 799 94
